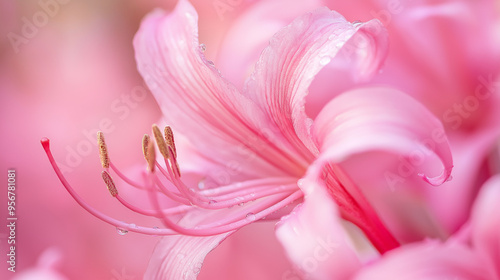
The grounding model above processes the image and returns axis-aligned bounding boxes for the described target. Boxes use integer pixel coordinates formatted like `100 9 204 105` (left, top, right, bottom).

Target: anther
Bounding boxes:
152 124 169 159
164 126 177 158
146 139 156 172
142 134 150 159
102 170 118 197
97 132 110 169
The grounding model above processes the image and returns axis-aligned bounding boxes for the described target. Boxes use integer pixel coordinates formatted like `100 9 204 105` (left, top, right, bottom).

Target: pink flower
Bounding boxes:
42 0 454 278
1 1 161 279
353 175 500 280
320 0 500 241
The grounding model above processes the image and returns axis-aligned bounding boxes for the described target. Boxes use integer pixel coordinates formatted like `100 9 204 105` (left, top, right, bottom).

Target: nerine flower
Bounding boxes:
353 175 500 280
42 0 453 278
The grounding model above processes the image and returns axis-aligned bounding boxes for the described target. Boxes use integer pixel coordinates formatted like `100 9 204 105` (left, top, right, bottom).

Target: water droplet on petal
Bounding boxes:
246 213 256 221
129 223 137 229
352 20 362 27
209 200 217 204
199 43 206 53
207 60 215 66
297 179 305 187
198 178 206 189
116 227 128 235
446 175 453 182
319 56 331 65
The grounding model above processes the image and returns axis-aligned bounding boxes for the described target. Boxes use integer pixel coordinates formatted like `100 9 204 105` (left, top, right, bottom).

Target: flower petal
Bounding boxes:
245 7 388 160
134 0 301 180
216 0 323 88
354 241 486 280
144 233 232 280
312 87 453 186
144 208 234 280
275 181 362 280
471 175 500 279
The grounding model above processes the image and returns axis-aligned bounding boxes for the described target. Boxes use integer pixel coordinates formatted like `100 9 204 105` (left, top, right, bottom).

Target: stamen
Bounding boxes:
142 134 150 159
164 126 177 158
109 162 147 190
102 170 118 197
152 124 169 159
168 146 181 178
146 138 156 172
97 132 110 169
41 137 177 236
145 168 302 236
116 195 191 217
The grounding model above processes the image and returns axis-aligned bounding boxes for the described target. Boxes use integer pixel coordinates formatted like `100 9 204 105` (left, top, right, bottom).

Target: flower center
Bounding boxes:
41 125 302 237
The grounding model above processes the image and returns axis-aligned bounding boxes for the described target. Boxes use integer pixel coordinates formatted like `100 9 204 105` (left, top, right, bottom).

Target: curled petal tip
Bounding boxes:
418 166 454 186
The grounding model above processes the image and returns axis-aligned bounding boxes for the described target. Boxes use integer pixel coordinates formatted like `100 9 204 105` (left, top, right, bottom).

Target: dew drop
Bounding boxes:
129 223 137 229
209 200 217 204
352 20 362 27
446 175 453 182
207 60 215 66
319 56 331 65
198 178 206 189
199 43 206 53
246 212 257 221
116 227 128 235
297 179 305 187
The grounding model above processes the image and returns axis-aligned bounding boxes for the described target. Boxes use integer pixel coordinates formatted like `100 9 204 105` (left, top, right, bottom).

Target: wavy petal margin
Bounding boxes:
312 87 453 186
134 0 292 179
245 7 389 160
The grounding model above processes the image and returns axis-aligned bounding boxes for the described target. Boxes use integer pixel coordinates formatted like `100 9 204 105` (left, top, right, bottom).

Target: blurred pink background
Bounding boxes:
1 0 499 279
1 1 297 279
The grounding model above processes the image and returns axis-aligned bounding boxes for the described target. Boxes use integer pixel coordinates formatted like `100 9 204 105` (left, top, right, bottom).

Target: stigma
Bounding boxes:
41 126 301 237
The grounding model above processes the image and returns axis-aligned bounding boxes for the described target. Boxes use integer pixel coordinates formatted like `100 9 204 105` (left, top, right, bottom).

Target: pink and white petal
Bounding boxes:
471 175 500 279
312 87 453 186
275 181 362 280
245 7 388 160
354 241 487 280
144 208 235 280
144 233 232 280
134 0 296 180
424 127 500 236
216 0 323 89
326 0 500 123
200 222 297 280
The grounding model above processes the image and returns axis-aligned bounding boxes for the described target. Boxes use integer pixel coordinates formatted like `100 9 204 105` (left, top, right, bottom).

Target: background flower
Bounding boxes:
2 0 499 279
